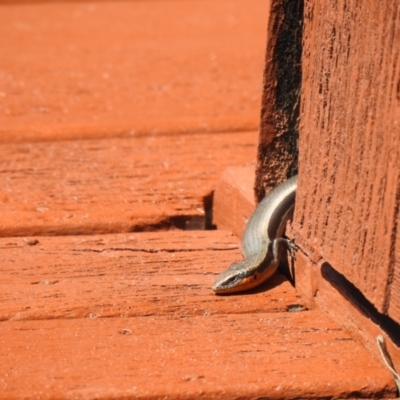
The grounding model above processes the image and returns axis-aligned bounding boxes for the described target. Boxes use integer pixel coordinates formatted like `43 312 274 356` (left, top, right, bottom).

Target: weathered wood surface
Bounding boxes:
0 231 395 399
255 0 301 198
0 231 301 321
297 1 400 320
214 165 400 394
1 314 395 400
294 244 400 380
248 0 400 380
0 132 256 236
0 0 269 142
213 165 255 236
0 0 398 398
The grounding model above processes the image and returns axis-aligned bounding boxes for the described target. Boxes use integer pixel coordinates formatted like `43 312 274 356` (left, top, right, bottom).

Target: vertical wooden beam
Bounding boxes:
292 0 400 370
297 0 400 316
255 0 303 201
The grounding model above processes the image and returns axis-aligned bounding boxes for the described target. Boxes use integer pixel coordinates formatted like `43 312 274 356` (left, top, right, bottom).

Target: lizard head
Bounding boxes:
211 257 279 294
211 262 246 294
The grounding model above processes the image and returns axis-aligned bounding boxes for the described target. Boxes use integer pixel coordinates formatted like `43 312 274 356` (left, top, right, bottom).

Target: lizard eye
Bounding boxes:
225 275 239 286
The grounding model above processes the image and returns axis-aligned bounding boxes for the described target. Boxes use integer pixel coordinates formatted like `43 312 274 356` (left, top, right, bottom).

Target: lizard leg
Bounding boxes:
271 237 297 261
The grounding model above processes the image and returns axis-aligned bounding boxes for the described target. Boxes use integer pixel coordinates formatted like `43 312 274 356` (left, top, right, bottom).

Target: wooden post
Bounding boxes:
291 0 400 369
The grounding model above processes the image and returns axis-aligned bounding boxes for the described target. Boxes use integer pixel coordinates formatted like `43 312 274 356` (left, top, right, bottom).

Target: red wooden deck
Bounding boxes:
0 1 397 398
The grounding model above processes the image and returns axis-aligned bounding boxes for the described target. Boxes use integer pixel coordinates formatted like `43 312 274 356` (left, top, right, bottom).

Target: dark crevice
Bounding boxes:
130 215 205 232
256 0 303 200
203 191 216 230
72 246 237 254
275 0 303 134
321 262 400 347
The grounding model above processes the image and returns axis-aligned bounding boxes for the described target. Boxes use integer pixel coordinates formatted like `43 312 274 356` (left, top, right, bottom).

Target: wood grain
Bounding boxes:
0 313 395 400
0 231 301 321
4 230 393 398
297 0 400 318
0 132 256 236
213 165 256 237
0 0 269 142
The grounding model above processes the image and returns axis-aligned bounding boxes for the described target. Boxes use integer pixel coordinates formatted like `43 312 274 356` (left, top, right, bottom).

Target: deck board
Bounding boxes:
0 231 300 321
0 230 396 398
0 0 268 142
0 312 394 399
0 132 256 236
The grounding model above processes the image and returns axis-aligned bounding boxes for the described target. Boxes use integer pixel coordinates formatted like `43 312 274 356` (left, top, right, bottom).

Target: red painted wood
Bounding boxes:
0 231 301 321
297 0 400 317
213 165 256 237
0 0 269 142
0 0 397 397
1 314 394 400
0 133 256 236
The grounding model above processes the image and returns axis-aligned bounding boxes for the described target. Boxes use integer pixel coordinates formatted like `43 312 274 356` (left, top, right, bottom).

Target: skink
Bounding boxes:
212 175 298 294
